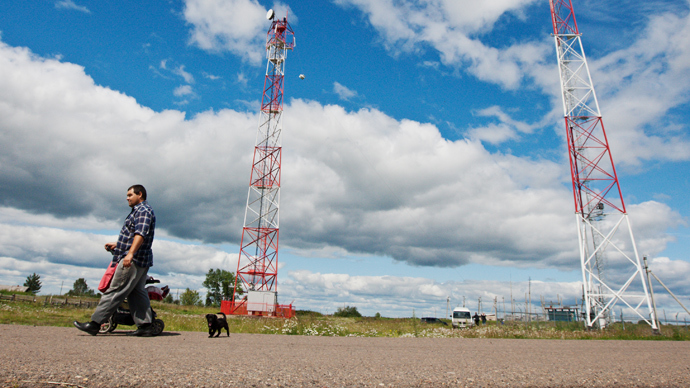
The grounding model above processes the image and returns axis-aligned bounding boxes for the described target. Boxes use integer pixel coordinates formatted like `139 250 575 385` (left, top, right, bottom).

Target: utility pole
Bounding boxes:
494 297 498 321
548 0 657 331
510 275 515 320
502 296 505 321
446 296 450 319
644 256 690 331
643 256 660 333
528 277 532 323
525 293 528 323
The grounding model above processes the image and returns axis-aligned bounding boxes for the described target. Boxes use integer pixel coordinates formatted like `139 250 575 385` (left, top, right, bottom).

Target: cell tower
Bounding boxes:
549 0 657 331
222 9 295 318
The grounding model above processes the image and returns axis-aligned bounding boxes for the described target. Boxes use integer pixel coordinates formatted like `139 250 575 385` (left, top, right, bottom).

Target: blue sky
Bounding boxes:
1 0 690 320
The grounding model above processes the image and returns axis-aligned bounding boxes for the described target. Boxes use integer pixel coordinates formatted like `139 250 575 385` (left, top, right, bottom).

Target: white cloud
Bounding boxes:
0 224 109 268
0 39 254 241
0 4 686 321
203 72 221 80
336 0 690 168
467 123 519 145
182 0 295 64
466 106 543 145
282 270 583 317
0 206 120 231
333 81 358 100
158 60 195 84
0 37 686 319
647 256 690 294
282 256 690 317
173 84 194 97
0 40 681 275
0 256 105 295
282 100 680 270
0 223 237 275
183 0 271 64
236 72 248 87
0 221 238 299
55 0 90 14
172 65 195 84
334 0 546 89
477 106 536 135
584 11 690 168
626 201 686 257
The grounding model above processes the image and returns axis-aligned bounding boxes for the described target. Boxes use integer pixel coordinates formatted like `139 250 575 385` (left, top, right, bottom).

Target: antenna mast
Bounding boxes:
549 0 657 331
224 9 295 317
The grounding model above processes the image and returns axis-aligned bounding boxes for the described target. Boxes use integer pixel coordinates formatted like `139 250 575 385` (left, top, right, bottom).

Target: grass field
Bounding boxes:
2 293 689 340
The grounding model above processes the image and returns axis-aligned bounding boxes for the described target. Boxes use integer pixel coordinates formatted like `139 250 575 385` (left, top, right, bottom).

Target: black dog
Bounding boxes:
205 312 229 337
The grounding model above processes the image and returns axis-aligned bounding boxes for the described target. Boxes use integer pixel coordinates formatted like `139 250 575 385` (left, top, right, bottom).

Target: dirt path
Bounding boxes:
1 324 689 387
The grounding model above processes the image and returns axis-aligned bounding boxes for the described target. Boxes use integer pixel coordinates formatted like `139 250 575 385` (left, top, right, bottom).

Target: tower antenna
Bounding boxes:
549 0 657 331
222 9 295 318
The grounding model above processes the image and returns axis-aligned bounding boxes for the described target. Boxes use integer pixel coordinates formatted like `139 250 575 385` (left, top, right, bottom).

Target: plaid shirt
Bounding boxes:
112 200 156 268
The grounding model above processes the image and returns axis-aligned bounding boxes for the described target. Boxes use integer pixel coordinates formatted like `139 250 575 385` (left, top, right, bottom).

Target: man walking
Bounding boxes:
74 184 156 336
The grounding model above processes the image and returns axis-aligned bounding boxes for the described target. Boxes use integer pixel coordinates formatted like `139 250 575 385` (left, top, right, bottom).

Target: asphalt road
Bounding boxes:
1 324 689 387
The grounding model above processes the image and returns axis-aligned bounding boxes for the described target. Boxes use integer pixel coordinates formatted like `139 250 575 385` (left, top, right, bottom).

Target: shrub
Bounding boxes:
333 306 362 317
179 288 202 306
296 309 323 317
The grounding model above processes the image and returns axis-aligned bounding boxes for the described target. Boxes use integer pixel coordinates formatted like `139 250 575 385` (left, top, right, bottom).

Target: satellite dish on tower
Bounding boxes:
266 9 275 20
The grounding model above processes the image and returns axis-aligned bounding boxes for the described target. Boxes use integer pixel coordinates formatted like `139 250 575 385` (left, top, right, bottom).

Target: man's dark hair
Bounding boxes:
128 184 147 200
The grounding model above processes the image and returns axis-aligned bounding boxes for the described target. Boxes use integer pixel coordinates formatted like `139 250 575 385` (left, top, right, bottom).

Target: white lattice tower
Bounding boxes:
549 0 657 330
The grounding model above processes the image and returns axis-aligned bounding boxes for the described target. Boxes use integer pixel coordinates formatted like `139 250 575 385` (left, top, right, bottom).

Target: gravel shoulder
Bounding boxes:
2 324 689 387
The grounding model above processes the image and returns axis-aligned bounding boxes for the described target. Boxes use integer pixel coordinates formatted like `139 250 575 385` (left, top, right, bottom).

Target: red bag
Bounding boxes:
98 261 118 293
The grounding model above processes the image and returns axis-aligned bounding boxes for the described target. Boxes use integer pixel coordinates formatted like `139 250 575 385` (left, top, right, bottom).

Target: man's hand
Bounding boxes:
122 235 143 268
104 242 116 252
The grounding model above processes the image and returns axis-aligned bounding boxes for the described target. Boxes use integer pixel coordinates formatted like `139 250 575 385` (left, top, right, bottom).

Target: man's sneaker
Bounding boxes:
127 324 155 337
73 321 100 336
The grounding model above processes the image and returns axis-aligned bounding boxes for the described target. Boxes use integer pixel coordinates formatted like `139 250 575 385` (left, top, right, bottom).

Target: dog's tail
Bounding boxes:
217 312 226 318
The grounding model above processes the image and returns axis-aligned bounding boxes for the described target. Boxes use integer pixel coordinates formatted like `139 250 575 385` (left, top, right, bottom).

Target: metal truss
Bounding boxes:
233 13 294 308
550 0 657 330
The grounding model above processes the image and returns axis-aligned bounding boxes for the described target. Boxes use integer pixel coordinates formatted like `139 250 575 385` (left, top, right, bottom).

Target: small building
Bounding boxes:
545 306 578 322
0 285 29 292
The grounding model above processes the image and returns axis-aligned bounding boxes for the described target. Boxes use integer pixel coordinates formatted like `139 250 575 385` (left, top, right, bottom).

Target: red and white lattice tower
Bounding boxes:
549 0 657 330
224 10 295 317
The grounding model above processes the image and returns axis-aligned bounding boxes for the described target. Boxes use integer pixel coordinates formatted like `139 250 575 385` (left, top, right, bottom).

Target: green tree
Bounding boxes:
67 278 96 297
179 288 202 306
163 293 174 304
202 268 243 307
23 273 42 294
334 305 362 317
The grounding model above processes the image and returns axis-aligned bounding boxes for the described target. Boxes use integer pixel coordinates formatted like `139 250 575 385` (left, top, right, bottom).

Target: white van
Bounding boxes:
451 307 473 328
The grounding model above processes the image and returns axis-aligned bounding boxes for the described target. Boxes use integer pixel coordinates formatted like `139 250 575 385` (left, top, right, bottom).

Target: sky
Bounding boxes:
1 0 690 321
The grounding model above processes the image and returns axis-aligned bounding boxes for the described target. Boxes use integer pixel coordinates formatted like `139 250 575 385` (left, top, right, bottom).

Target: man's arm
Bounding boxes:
121 234 144 268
